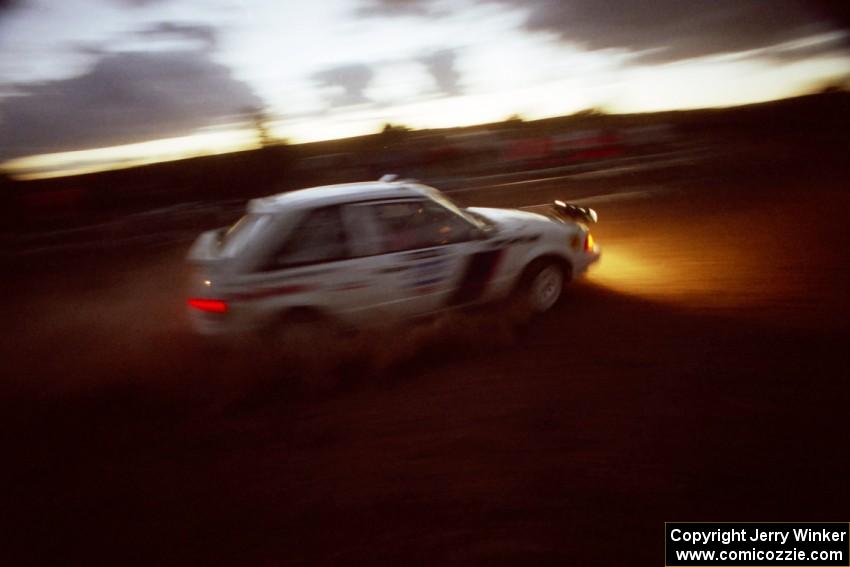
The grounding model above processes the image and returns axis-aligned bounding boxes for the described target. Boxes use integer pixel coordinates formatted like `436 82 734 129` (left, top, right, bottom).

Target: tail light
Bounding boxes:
188 298 228 314
584 231 595 252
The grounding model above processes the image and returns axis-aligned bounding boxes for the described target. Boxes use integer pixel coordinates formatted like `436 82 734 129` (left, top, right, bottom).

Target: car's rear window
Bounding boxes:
266 206 348 268
220 213 271 258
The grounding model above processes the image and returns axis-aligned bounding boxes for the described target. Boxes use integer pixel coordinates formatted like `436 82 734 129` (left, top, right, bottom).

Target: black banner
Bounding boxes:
666 523 849 566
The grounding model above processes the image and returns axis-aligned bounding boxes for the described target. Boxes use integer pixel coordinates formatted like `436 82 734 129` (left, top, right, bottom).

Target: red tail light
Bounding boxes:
188 298 228 314
584 231 595 252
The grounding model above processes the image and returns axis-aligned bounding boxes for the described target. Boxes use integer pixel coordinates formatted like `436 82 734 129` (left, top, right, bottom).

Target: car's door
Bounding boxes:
234 205 393 327
341 198 485 319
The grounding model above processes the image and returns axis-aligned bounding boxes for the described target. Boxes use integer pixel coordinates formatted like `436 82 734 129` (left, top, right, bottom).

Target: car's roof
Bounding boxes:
248 180 431 214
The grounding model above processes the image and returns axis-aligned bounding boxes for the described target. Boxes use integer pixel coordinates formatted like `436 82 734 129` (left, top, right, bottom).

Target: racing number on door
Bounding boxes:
342 199 477 316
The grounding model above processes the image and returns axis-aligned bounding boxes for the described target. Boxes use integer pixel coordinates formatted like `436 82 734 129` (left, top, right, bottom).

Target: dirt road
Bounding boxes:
3 154 849 565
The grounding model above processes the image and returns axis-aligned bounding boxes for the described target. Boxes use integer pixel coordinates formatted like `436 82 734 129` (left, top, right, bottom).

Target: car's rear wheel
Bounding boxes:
518 258 568 314
263 308 355 390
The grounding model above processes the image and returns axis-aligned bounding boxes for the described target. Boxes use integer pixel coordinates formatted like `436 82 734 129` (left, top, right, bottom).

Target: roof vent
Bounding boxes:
379 173 399 182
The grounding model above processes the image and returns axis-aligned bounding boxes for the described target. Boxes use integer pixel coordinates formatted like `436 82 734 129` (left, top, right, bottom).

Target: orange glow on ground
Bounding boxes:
587 236 776 311
588 245 682 298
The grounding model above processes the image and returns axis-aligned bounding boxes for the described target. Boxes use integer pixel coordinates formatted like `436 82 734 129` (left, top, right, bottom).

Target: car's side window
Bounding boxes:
264 206 348 269
340 204 385 257
359 200 475 254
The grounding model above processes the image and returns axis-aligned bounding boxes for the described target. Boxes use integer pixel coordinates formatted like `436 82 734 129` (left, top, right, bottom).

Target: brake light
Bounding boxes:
188 298 228 314
584 232 595 252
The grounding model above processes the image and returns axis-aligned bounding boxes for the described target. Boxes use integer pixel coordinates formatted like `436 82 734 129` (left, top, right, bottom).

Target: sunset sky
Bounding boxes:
1 0 848 179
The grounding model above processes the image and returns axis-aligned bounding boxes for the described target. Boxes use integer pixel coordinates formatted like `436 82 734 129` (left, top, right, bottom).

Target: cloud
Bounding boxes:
0 0 23 26
754 31 849 63
0 50 262 159
134 22 218 50
808 0 850 46
516 0 850 63
419 49 461 96
358 0 440 18
359 0 849 63
312 64 375 107
114 0 168 6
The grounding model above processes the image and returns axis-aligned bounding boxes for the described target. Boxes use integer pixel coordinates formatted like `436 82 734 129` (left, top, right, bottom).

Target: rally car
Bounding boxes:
186 176 599 335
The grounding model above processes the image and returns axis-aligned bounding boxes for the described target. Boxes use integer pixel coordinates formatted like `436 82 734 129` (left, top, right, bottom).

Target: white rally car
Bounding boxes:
186 176 599 335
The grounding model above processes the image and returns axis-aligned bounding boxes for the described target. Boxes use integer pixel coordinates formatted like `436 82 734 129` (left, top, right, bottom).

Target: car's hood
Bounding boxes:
466 206 556 234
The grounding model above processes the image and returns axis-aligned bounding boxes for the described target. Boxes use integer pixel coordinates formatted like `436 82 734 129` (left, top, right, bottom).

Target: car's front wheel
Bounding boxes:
519 258 568 313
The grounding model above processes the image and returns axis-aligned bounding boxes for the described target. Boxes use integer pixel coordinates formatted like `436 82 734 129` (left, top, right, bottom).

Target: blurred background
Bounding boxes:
1 0 849 242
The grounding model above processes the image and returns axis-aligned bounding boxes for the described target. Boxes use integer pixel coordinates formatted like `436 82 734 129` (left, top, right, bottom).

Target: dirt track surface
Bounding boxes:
3 155 849 565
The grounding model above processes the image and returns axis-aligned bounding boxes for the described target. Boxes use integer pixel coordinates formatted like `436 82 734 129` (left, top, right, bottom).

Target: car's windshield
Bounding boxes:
463 209 497 231
420 186 492 231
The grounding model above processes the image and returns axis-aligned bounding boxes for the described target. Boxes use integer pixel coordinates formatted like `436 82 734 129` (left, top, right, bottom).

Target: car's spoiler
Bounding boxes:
552 200 598 224
522 200 598 224
187 228 225 264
